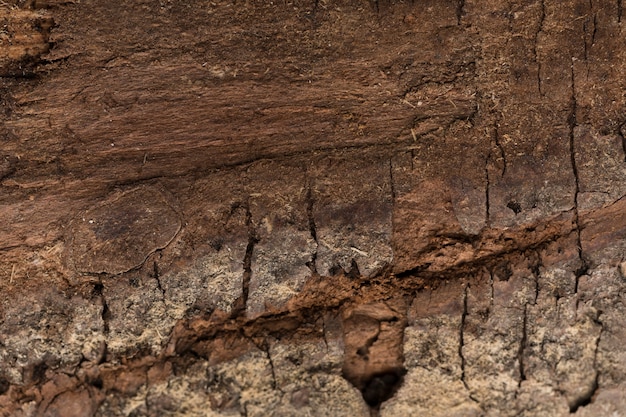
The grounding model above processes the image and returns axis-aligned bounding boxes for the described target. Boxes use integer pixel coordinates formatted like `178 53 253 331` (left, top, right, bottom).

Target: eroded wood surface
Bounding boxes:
2 1 626 416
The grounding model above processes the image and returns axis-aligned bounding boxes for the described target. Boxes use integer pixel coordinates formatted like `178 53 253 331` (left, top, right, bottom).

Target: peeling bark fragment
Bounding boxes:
341 300 406 394
0 7 53 77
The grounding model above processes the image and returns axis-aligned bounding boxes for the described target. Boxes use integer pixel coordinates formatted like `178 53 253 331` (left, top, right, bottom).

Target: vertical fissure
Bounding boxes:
305 181 318 275
619 0 623 23
582 3 597 65
265 342 278 391
488 270 495 308
93 282 110 340
569 61 586 294
592 14 598 46
619 122 626 162
531 251 542 305
484 155 491 227
153 259 165 300
321 315 330 351
459 284 472 395
535 0 546 95
456 0 465 25
388 158 396 202
240 203 257 315
371 0 380 14
493 122 507 177
518 304 528 387
242 333 280 392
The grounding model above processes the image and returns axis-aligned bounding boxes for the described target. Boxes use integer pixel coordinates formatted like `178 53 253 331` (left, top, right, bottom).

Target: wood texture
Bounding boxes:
2 1 626 416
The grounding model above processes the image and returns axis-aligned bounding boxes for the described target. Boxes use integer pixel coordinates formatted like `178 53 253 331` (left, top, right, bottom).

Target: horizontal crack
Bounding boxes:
396 211 578 279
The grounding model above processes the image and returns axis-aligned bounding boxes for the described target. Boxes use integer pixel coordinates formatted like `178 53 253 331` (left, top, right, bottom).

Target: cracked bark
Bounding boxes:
93 283 110 336
305 181 319 275
456 0 465 25
492 122 507 178
234 203 257 317
569 61 587 294
517 304 528 388
619 121 626 162
484 155 491 227
152 259 165 301
535 0 546 96
459 284 471 393
3 1 626 416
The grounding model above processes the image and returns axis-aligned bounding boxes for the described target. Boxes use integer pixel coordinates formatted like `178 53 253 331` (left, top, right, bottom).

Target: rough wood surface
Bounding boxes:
2 1 626 416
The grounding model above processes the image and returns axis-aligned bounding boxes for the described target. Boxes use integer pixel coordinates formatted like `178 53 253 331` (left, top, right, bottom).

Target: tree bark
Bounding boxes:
2 1 626 416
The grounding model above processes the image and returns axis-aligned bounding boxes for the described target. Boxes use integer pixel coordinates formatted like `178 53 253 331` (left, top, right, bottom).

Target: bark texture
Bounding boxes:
2 0 626 416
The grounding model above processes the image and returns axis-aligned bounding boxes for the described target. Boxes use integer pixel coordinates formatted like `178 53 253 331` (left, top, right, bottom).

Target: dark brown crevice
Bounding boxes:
488 269 495 308
305 181 318 275
152 259 165 300
569 60 586 294
459 284 481 406
92 283 110 334
619 121 626 162
340 299 408 411
312 0 320 17
484 154 491 228
507 200 522 215
370 0 379 14
388 157 396 202
459 284 472 394
237 331 280 392
534 0 546 95
582 6 597 64
361 369 405 409
493 122 507 177
0 377 9 396
530 251 542 305
619 0 623 23
258 338 279 392
592 13 598 47
365 323 381 355
517 304 528 388
583 20 590 62
456 0 465 25
234 202 257 317
569 376 598 413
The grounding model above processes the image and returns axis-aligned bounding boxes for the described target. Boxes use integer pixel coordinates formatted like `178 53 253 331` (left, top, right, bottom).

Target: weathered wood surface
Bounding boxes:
2 1 626 416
